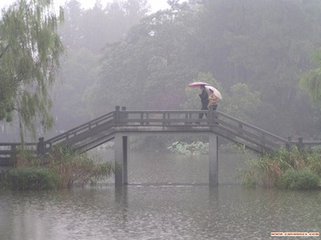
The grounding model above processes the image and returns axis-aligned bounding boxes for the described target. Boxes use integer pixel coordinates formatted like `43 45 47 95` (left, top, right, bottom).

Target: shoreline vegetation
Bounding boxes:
168 141 321 190
1 141 321 191
242 148 321 190
0 146 113 191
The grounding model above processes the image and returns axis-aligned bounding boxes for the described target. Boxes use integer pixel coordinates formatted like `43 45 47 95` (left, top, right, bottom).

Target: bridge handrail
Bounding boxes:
4 107 321 167
45 111 115 146
0 143 37 155
119 110 288 143
289 139 321 144
0 143 37 153
288 139 321 150
0 142 36 146
216 111 288 144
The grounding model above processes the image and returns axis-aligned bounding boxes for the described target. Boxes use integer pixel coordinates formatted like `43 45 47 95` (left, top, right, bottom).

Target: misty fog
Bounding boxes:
2 0 321 143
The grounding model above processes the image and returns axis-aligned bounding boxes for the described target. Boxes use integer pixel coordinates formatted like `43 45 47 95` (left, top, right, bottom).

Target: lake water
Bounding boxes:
0 151 320 240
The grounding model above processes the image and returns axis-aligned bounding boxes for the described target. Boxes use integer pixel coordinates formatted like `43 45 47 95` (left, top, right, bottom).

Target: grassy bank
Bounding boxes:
242 148 321 190
0 146 113 190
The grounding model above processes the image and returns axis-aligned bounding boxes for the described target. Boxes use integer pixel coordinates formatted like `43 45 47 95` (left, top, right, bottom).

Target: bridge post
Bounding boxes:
114 133 128 187
11 144 17 166
208 109 213 126
121 106 128 125
286 137 292 150
37 137 45 156
209 134 218 187
297 137 304 152
208 110 218 126
115 106 120 126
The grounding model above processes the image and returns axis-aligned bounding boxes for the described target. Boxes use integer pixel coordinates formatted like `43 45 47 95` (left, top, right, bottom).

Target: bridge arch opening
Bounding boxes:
110 133 218 186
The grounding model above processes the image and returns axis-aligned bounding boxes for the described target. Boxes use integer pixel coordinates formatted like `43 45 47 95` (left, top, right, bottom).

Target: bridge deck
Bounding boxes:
1 107 321 165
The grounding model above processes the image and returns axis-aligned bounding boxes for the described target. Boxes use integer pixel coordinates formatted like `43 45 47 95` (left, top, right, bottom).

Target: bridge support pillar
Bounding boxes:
114 134 128 187
209 134 218 187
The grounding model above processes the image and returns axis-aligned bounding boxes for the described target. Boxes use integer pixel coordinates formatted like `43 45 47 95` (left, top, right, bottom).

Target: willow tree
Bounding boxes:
0 0 64 144
301 50 321 105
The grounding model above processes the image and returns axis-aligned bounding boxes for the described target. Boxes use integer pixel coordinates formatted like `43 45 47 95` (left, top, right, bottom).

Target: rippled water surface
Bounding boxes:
0 152 320 240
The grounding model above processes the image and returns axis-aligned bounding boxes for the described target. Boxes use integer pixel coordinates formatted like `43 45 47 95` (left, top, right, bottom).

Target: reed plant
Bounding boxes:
46 146 113 188
3 168 59 190
0 146 113 190
242 147 321 190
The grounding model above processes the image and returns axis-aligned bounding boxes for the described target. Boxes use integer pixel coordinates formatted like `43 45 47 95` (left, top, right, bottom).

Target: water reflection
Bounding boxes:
0 150 321 240
96 151 247 185
1 185 321 240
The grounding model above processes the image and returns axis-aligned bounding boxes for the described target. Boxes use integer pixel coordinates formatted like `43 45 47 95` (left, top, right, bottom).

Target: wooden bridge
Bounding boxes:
1 106 320 186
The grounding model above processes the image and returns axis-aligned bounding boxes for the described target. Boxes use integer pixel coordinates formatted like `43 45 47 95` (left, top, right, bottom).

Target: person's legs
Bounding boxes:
199 106 208 119
212 105 218 124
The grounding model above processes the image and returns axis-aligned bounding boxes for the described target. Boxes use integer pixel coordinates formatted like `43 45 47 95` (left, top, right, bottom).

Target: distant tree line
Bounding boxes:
2 0 321 142
90 0 321 138
50 0 150 132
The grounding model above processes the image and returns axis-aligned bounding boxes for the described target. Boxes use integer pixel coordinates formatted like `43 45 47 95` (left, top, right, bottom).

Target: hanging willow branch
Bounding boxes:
0 44 10 59
300 50 321 106
0 0 64 143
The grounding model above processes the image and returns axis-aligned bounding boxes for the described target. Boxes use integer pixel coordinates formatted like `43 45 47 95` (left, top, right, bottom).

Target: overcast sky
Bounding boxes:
0 0 170 12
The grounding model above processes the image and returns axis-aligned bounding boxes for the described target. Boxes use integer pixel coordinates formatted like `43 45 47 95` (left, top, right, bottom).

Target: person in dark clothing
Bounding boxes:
199 85 209 119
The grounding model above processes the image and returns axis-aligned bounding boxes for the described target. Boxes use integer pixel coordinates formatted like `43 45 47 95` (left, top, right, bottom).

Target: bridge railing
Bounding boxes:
214 111 289 151
2 107 321 166
116 110 209 126
287 137 321 151
44 111 115 151
0 143 37 166
114 109 288 151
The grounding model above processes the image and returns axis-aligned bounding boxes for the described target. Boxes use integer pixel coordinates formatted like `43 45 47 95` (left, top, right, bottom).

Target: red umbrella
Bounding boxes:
188 81 209 88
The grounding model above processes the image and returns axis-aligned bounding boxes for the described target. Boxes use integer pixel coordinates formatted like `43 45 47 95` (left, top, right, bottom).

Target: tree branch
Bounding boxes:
0 44 10 59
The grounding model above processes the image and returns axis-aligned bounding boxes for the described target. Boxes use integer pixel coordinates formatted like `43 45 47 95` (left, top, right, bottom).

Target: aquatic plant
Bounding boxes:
46 146 113 188
167 141 209 156
168 141 250 156
0 146 113 190
3 168 59 190
242 147 321 190
278 169 319 190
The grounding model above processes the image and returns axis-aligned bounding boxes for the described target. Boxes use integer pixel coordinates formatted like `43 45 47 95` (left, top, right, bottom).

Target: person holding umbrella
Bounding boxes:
188 81 222 119
199 84 209 119
206 86 221 111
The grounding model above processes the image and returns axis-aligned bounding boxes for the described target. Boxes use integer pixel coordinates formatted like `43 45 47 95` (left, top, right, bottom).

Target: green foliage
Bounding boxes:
167 141 208 156
90 2 200 111
15 149 42 168
0 145 113 190
3 168 59 190
47 146 113 188
222 83 261 121
0 0 64 141
300 49 321 106
242 148 321 190
85 0 321 138
278 169 320 190
3 0 320 140
55 0 150 119
242 157 283 188
61 0 148 53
